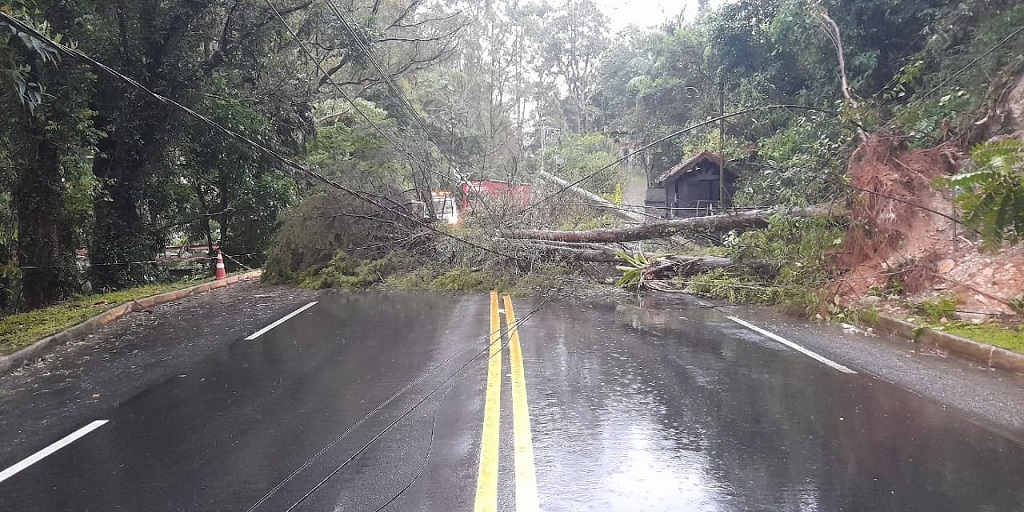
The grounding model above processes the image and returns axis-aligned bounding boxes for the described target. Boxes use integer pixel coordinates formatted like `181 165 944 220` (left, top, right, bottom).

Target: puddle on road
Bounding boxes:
524 295 1024 511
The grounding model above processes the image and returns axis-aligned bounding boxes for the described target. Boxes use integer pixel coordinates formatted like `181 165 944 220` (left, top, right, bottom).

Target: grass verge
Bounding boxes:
939 322 1024 354
0 279 207 356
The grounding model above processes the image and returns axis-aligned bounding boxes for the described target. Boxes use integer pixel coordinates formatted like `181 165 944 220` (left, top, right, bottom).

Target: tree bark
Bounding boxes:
515 240 737 271
507 208 825 243
507 207 770 243
537 171 646 223
15 120 77 308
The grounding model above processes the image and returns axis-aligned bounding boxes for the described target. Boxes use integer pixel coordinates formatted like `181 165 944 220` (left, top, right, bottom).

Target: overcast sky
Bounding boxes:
593 0 732 31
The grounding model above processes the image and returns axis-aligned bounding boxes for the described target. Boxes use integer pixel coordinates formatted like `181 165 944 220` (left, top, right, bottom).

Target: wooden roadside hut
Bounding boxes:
645 151 738 219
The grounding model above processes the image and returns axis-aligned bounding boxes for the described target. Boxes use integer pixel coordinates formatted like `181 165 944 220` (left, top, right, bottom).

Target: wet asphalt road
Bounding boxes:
2 290 1024 511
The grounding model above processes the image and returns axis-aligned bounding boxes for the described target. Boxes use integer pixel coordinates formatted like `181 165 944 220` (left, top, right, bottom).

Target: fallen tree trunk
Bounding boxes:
537 171 647 223
646 255 736 277
520 242 624 262
508 207 827 243
516 240 738 273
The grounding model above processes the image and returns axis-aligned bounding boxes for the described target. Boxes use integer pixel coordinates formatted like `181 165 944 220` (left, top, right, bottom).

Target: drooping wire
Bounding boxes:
264 0 505 229
520 105 866 218
282 303 531 512
263 0 440 186
321 0 503 219
916 24 1024 102
249 291 568 512
322 0 478 192
0 10 516 261
371 363 457 512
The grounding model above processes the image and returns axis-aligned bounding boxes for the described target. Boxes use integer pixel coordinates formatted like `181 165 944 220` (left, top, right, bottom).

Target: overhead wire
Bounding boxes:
286 292 568 511
322 0 471 185
371 365 455 511
238 290 570 511
0 10 516 262
0 21 557 507
266 0 506 227
916 24 1024 101
522 105 866 217
531 26 1024 219
0 14 554 508
320 0 502 218
262 1 458 201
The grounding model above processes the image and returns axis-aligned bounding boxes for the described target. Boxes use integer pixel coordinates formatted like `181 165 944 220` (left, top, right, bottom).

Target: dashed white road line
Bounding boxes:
245 301 318 340
727 316 857 374
0 420 109 485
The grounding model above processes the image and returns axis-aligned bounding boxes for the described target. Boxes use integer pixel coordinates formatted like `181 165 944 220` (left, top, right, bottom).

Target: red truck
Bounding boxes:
458 179 533 214
429 180 533 224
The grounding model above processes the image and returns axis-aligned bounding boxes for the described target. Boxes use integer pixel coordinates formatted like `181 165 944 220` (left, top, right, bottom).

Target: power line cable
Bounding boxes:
323 0 469 183
917 24 1024 101
320 0 503 218
267 0 503 221
240 290 568 511
282 292 566 511
0 10 516 261
523 105 864 216
264 1 448 190
371 363 456 511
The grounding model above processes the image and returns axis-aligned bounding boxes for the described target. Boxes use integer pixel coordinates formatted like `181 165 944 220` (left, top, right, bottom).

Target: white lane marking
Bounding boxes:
726 316 857 374
0 420 109 484
245 301 318 340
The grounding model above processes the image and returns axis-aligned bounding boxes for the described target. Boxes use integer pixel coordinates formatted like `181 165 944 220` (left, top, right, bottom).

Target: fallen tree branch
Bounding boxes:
536 171 647 223
507 207 828 244
518 242 623 262
513 239 741 275
811 2 858 109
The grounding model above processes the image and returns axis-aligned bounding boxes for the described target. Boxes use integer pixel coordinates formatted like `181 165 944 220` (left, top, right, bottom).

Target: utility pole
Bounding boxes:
539 126 560 176
718 73 726 209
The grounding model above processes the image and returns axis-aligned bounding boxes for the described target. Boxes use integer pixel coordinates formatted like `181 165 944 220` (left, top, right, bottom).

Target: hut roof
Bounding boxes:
654 151 734 186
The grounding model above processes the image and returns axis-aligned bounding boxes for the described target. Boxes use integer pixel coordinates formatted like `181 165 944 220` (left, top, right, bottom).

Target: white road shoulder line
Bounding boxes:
0 420 109 484
245 301 318 340
726 316 857 374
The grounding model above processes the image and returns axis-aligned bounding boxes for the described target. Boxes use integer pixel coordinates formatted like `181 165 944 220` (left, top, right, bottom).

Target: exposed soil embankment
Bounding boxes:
836 134 1024 321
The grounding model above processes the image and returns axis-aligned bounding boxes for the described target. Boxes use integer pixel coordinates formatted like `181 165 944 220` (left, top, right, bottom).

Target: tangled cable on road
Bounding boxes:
241 291 570 512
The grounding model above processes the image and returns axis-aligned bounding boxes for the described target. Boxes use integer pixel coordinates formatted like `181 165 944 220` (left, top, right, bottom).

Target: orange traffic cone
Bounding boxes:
215 250 227 280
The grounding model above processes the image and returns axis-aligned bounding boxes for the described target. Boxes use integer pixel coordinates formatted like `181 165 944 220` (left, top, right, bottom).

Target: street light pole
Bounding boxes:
540 126 560 176
719 74 726 210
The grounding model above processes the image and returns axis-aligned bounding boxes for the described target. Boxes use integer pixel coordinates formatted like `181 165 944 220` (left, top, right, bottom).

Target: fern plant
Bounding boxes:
939 139 1024 250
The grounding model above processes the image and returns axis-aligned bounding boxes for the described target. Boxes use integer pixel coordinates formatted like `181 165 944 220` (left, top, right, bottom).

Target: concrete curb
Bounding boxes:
871 314 1024 375
0 271 263 373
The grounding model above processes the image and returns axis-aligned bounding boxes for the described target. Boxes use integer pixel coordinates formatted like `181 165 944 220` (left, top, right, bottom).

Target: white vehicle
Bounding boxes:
431 191 459 224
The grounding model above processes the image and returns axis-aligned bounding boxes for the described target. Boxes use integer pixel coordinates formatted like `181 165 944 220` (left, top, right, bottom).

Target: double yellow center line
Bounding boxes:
474 291 539 512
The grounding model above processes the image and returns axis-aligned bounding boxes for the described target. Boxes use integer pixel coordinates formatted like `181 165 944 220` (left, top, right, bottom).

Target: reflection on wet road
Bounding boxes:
526 295 1024 511
1 291 1023 511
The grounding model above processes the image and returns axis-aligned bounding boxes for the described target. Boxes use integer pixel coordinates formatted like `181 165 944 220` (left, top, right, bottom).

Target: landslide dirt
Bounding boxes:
835 134 1024 322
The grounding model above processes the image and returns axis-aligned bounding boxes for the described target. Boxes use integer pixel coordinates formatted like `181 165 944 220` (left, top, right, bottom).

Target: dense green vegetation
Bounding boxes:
2 0 1023 326
0 0 463 313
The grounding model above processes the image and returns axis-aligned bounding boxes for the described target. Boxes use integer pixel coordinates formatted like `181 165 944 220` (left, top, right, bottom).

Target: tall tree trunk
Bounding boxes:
15 120 77 308
90 115 169 290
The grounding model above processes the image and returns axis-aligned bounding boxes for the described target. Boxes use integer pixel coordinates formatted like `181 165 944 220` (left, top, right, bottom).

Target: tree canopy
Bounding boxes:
2 0 1023 310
